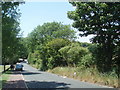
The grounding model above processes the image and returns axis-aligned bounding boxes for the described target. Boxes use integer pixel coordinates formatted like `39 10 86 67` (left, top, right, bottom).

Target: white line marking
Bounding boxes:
20 71 29 89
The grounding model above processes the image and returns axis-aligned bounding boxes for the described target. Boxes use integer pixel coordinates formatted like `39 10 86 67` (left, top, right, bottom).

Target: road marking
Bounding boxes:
20 71 29 90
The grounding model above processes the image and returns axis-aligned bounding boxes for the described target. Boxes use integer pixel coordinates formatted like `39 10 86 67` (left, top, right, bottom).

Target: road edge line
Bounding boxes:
20 71 29 90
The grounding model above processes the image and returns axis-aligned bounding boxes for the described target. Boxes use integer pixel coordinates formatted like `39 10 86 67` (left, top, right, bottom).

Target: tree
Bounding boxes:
67 2 120 72
45 38 70 69
18 37 29 59
2 2 24 71
27 22 76 53
27 38 70 70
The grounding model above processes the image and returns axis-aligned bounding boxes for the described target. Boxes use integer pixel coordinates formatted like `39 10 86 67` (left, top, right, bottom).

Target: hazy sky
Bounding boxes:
19 2 93 43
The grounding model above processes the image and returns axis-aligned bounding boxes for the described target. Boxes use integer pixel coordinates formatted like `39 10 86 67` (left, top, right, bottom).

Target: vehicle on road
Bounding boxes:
15 63 23 71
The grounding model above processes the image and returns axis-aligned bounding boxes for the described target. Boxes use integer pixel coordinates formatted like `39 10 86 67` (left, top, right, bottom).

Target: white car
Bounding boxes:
24 59 28 63
15 63 23 71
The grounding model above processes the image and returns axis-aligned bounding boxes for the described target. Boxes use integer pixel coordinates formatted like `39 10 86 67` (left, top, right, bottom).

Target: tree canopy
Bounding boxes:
27 22 77 70
67 2 120 72
27 22 76 52
2 2 24 70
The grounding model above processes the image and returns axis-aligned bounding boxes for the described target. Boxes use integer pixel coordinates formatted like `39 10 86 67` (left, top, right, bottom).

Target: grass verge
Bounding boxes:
0 65 11 89
1 70 11 86
47 67 118 88
0 66 3 72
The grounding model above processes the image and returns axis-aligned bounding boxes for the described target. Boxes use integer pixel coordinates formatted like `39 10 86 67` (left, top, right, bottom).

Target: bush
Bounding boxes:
32 38 70 70
28 50 43 69
46 38 70 68
59 43 90 66
79 53 94 68
27 52 33 64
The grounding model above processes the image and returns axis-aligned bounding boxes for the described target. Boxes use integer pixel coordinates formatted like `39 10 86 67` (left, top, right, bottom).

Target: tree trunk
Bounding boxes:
4 64 6 72
105 36 113 72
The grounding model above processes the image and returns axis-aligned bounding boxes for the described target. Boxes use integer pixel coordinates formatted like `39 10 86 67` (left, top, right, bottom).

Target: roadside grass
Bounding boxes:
0 66 3 72
0 65 10 72
47 67 118 88
29 63 118 88
1 70 11 88
0 65 11 89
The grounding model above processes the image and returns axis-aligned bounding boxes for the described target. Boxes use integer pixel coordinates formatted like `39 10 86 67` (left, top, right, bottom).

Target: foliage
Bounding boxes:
46 38 70 50
28 40 93 70
2 2 24 66
45 38 70 68
27 22 77 70
59 43 90 66
27 38 70 70
18 37 29 59
79 53 94 68
80 42 92 47
28 51 42 69
67 2 120 72
27 22 76 52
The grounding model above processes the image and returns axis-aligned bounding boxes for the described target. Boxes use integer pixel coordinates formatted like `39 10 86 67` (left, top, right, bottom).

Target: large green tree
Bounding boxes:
18 37 29 60
27 22 76 52
2 2 23 71
67 2 120 72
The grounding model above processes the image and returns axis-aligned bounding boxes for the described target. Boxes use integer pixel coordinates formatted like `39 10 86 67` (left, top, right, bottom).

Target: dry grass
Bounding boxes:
47 67 118 88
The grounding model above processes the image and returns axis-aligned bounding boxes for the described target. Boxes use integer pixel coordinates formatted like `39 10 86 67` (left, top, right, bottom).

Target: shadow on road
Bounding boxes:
2 80 71 89
25 80 71 89
21 70 41 75
2 80 27 89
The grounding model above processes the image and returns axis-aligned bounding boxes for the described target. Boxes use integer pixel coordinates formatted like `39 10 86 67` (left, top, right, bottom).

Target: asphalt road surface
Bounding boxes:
21 63 116 89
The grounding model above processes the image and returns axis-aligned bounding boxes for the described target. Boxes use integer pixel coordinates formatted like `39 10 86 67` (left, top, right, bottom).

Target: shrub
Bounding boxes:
41 38 71 69
59 43 90 66
79 53 94 68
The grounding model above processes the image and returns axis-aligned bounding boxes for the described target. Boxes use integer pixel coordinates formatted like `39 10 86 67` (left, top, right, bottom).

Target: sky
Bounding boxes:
19 1 93 43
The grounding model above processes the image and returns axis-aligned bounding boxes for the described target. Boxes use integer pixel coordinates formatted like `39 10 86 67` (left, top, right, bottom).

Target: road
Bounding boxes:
21 63 114 89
